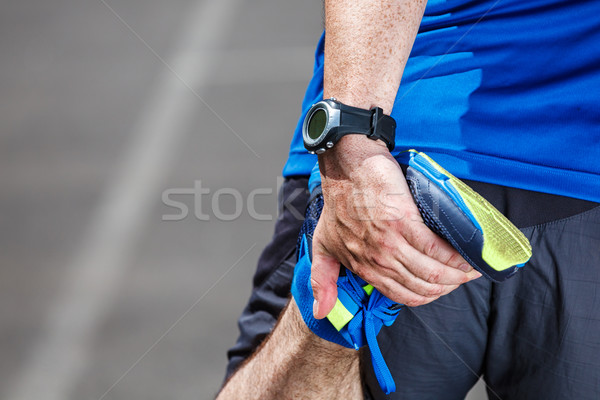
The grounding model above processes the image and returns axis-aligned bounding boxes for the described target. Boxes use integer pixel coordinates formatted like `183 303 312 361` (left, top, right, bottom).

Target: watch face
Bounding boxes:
303 100 341 152
307 108 327 140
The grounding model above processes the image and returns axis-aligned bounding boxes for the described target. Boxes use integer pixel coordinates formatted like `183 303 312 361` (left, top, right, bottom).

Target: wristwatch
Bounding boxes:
302 98 396 154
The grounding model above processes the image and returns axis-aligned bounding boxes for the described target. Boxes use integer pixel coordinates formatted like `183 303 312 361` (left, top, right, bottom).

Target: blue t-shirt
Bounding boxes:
283 0 600 203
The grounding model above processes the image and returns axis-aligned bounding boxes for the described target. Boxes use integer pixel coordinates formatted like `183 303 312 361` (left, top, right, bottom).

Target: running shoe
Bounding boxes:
403 149 532 281
291 151 533 394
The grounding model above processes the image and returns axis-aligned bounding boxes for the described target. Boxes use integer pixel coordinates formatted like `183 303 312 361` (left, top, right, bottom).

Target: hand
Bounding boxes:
311 135 481 319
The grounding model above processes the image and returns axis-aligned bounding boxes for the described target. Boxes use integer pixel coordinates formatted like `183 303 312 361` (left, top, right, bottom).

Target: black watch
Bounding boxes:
302 98 396 154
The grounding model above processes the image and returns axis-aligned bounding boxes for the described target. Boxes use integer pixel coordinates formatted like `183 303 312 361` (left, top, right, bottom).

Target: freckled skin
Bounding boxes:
324 0 427 114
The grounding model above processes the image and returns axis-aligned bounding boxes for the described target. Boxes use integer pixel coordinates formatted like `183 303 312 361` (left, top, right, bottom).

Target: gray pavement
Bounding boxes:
0 1 486 399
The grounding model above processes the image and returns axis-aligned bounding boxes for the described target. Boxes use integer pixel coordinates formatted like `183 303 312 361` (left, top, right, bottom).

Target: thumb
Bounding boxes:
310 239 340 319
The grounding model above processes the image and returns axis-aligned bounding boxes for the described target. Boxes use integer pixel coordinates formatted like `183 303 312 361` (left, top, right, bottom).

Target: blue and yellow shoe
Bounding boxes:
402 150 532 282
291 151 533 394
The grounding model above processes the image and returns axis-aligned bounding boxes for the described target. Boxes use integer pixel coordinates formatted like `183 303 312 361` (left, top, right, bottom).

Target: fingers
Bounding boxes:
346 234 481 305
401 219 472 271
351 255 453 300
310 235 341 319
310 224 482 312
351 258 471 306
395 239 481 286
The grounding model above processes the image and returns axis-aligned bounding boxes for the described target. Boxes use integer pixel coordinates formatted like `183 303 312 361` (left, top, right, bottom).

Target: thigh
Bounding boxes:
485 206 600 400
362 275 492 400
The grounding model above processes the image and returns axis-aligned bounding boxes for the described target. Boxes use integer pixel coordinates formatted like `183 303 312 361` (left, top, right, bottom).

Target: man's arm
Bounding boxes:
217 298 362 400
220 1 481 397
311 0 481 319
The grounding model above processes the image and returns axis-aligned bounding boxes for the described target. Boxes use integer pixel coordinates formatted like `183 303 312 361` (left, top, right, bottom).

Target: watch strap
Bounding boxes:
336 103 396 151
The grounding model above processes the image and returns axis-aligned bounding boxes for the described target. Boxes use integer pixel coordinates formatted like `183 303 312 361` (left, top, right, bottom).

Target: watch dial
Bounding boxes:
308 108 327 140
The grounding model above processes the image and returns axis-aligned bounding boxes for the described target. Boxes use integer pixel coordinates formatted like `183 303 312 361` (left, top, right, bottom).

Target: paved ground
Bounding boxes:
0 1 486 399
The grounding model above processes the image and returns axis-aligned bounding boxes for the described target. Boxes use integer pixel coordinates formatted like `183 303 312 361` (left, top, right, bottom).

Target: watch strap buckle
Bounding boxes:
369 107 383 138
369 107 395 151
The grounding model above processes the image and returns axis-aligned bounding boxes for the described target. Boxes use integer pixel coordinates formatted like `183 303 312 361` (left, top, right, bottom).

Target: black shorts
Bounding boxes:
225 176 600 399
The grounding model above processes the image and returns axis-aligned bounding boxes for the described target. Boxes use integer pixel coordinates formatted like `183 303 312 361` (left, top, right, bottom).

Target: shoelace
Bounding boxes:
337 269 402 395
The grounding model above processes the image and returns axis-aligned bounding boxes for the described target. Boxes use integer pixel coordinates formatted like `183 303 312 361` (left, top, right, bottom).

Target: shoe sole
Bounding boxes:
405 150 532 281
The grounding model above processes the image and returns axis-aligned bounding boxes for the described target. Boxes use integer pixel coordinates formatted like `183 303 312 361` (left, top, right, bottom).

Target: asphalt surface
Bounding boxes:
0 1 486 399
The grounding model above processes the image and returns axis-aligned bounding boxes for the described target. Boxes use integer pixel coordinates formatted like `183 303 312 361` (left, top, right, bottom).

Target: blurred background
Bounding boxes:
0 0 486 399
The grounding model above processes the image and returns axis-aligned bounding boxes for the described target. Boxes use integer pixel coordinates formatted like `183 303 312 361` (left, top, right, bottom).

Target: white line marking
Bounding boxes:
97 244 257 400
4 0 242 399
100 0 260 158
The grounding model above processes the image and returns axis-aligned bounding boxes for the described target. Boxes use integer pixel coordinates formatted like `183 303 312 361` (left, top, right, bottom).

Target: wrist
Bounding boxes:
318 135 394 182
303 99 395 155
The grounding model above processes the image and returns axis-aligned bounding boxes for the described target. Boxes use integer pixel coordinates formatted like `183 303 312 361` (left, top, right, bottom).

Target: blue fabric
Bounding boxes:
291 234 402 394
337 270 401 394
291 190 402 394
283 0 600 203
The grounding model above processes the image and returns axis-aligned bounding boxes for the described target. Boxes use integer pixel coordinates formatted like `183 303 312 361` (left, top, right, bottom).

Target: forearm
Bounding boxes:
311 0 478 319
217 299 362 400
324 0 427 114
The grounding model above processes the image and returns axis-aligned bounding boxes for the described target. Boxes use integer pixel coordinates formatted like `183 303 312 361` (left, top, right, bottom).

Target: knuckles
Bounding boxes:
365 251 389 271
309 276 322 296
424 239 440 259
425 269 443 284
445 250 465 268
393 209 423 230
